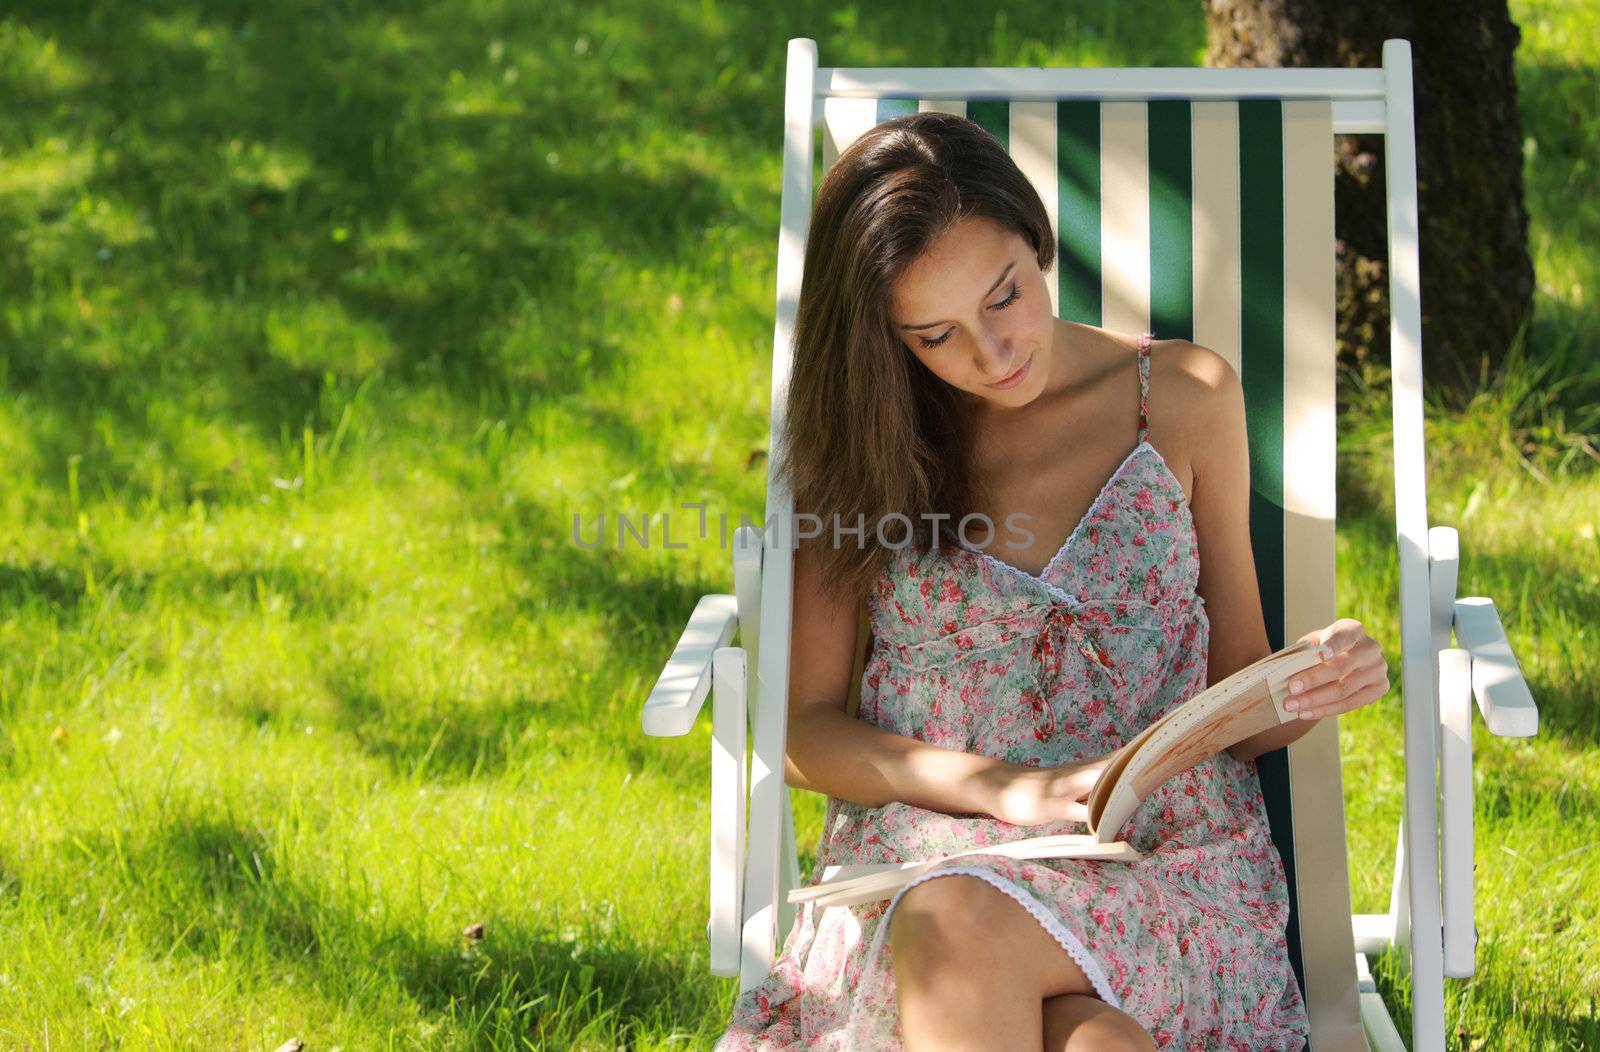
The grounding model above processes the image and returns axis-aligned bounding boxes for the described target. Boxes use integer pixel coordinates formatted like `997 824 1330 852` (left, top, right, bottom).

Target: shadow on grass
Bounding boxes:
1 0 755 506
1518 52 1600 367
311 498 724 781
0 851 18 906
65 810 716 1044
390 920 716 1047
0 560 88 614
1369 942 1600 1051
0 554 366 624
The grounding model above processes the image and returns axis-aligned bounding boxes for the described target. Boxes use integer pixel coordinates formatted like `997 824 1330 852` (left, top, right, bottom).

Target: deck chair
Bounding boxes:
641 37 1541 1050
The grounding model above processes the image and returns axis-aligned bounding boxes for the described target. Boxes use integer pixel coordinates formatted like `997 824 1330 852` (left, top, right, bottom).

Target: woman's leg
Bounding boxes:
1042 993 1159 1052
887 874 1098 1052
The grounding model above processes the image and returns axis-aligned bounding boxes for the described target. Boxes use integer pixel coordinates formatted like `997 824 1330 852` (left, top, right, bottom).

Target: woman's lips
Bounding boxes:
986 356 1032 390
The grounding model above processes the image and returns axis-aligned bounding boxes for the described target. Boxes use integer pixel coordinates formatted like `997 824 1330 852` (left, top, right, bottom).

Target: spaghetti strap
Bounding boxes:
1136 331 1153 444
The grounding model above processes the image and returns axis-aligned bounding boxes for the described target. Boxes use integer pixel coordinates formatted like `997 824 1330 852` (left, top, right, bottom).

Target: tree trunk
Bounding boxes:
1204 0 1534 391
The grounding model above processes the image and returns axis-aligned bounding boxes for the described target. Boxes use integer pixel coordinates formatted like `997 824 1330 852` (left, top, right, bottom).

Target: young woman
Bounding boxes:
713 112 1388 1051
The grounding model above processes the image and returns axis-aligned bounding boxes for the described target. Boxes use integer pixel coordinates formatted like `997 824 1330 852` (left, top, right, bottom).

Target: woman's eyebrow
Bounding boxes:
899 260 1017 330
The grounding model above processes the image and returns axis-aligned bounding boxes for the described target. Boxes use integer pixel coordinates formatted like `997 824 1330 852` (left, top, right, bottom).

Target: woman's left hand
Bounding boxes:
1285 618 1391 720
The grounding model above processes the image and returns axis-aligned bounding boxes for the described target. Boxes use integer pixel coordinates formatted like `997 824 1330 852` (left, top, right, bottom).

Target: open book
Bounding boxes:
787 638 1332 909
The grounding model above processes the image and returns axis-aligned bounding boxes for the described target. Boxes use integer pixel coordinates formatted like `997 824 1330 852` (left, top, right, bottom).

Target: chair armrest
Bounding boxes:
1452 597 1539 738
642 594 739 737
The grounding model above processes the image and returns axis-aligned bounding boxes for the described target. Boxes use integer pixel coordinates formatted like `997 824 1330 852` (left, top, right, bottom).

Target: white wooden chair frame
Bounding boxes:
641 38 1539 1051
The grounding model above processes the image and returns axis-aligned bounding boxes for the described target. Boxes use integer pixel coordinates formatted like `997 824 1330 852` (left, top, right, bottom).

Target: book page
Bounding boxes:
1090 641 1328 842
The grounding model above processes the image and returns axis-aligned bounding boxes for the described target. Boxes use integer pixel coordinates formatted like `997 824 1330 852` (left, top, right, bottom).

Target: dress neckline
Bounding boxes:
953 439 1191 597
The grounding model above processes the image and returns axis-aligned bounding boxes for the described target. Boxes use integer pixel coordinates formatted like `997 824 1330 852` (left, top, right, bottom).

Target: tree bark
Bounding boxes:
1204 0 1534 391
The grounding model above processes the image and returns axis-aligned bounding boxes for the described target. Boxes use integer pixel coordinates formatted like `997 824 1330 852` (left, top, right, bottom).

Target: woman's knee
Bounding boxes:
886 874 1012 964
885 873 1092 1000
1042 993 1158 1052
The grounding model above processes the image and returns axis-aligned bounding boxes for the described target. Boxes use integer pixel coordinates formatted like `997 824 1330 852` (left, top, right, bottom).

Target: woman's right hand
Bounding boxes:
980 753 1117 828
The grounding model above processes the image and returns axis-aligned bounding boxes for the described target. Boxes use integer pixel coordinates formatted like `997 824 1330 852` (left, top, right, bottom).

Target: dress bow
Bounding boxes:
1027 601 1127 740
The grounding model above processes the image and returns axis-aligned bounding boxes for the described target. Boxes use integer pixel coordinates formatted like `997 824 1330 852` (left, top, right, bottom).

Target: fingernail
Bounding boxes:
1290 679 1304 694
1285 699 1299 711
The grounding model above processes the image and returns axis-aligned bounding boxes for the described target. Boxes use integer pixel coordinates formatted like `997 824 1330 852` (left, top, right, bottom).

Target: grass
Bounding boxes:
0 0 1596 1047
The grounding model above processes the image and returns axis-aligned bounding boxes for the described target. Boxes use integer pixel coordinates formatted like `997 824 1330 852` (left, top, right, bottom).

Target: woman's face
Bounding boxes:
888 215 1057 411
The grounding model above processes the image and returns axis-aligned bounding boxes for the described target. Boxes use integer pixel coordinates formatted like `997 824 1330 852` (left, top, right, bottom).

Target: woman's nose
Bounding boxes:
977 332 1013 379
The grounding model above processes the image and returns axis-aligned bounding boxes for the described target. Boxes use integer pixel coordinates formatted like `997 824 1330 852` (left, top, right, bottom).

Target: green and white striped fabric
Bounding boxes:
824 96 1362 1049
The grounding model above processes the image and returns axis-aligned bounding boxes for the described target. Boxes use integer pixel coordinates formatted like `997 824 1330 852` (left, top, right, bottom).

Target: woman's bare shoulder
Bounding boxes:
1076 326 1235 389
1151 337 1238 390
1143 339 1247 500
1149 338 1242 432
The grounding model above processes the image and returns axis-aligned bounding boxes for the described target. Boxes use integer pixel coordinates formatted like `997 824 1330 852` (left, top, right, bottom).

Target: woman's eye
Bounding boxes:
915 283 1022 350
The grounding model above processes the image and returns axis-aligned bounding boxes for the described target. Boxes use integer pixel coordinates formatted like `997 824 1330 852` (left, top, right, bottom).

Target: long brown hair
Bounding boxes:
773 111 1057 606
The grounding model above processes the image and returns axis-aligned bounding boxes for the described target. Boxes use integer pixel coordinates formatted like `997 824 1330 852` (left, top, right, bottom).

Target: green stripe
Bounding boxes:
1056 101 1100 326
876 98 918 122
1147 100 1194 340
966 100 1009 150
1238 98 1306 1007
1239 98 1286 646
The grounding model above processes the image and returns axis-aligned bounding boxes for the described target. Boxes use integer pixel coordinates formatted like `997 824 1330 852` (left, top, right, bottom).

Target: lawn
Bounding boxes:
0 0 1596 1048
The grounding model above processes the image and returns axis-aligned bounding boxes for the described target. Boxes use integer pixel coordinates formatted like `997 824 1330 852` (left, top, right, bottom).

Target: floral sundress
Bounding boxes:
714 332 1310 1050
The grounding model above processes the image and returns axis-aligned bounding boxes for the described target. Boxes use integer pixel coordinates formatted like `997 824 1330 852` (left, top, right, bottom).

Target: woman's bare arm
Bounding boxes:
783 537 1014 815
